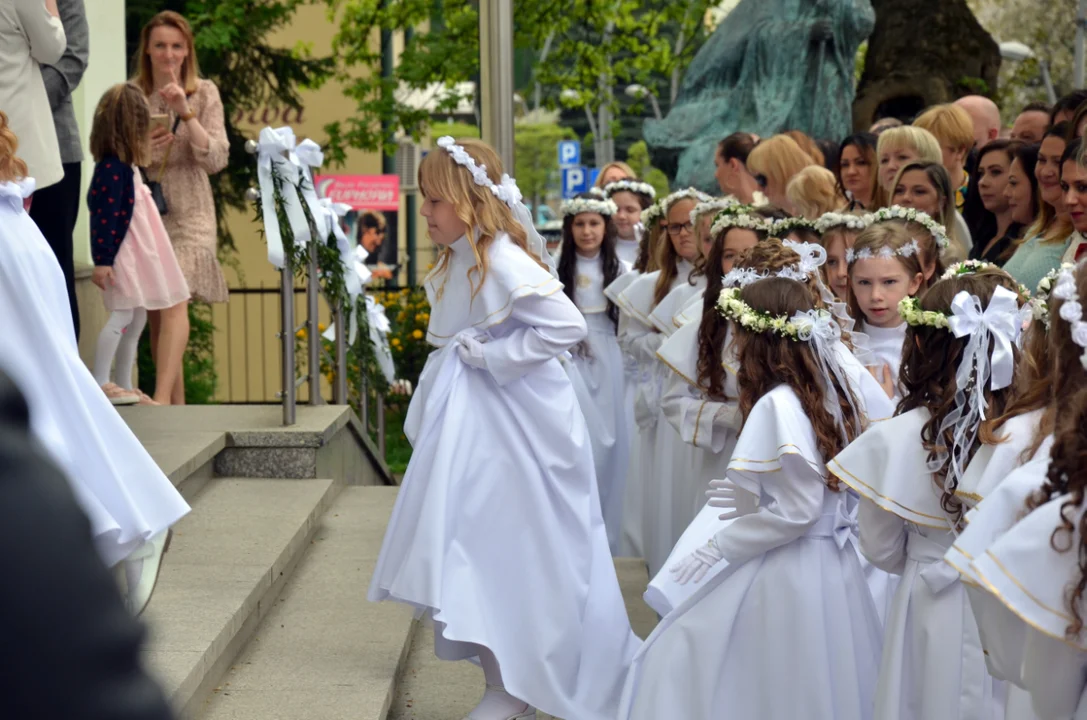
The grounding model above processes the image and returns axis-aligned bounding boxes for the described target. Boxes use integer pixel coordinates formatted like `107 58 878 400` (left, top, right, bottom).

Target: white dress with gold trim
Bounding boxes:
829 407 1001 720
966 471 1087 720
617 260 701 576
620 385 882 720
571 253 630 554
368 232 641 720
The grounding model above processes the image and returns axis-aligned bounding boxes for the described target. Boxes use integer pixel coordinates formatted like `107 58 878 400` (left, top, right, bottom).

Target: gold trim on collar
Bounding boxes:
827 458 951 529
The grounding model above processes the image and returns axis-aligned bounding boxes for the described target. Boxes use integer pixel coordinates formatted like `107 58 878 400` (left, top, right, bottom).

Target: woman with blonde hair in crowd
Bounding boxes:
746 134 817 214
595 161 636 188
913 103 976 210
875 126 942 208
784 130 825 167
133 10 230 404
891 161 971 262
786 165 847 219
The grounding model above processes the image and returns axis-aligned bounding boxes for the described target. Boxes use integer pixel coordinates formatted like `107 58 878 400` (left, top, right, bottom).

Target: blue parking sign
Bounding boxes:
562 166 588 198
558 140 581 167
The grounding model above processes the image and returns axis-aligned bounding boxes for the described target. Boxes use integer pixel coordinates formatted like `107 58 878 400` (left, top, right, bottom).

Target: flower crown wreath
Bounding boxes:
1030 263 1076 328
772 216 819 236
604 179 657 200
1050 267 1087 370
864 205 950 250
436 136 522 208
846 239 921 264
560 196 617 218
710 209 772 237
941 260 1032 300
722 240 828 288
641 201 665 225
691 198 740 226
663 188 713 214
717 287 836 341
815 212 869 234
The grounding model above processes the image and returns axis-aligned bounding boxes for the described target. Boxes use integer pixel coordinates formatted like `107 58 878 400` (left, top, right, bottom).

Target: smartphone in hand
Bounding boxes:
150 114 171 135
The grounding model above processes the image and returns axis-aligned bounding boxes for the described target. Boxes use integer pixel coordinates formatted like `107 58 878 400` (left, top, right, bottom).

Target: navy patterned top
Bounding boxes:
87 156 135 267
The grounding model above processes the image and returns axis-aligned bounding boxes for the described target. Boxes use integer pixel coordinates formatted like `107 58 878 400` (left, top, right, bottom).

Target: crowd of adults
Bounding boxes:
0 1 228 403
675 92 1087 297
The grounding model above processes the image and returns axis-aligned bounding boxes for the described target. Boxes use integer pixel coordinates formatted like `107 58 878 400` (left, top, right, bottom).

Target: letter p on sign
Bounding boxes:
558 140 581 167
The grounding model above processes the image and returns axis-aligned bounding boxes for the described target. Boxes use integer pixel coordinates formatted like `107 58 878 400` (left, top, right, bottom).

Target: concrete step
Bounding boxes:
140 477 340 718
388 557 658 720
198 486 414 720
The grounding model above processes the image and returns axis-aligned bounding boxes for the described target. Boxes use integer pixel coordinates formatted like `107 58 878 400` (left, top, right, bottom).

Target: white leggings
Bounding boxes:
93 308 148 389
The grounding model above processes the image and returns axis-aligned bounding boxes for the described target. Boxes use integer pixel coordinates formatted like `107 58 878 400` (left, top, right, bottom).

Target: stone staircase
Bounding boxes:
124 404 655 720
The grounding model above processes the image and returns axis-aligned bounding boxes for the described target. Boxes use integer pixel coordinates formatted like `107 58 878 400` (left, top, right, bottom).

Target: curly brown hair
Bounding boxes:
985 317 1050 453
734 277 863 487
1025 387 1087 638
90 83 152 167
697 239 803 400
897 267 1025 523
0 111 28 183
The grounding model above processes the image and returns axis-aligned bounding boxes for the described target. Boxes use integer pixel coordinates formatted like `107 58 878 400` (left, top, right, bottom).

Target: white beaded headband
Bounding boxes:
1050 267 1087 370
846 239 921 264
816 211 869 234
863 205 950 249
560 197 618 217
436 136 522 208
604 179 657 199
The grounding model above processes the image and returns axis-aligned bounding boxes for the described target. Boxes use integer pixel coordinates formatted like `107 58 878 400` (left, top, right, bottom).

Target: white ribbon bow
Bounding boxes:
790 309 860 448
292 137 329 241
784 240 828 275
832 501 859 551
930 286 1021 494
314 197 365 344
256 126 312 268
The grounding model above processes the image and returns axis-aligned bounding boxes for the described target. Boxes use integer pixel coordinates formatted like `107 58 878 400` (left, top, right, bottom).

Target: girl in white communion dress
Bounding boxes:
367 137 640 720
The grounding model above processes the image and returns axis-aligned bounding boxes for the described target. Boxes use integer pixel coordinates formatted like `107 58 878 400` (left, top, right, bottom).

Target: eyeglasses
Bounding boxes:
666 222 693 236
754 173 768 188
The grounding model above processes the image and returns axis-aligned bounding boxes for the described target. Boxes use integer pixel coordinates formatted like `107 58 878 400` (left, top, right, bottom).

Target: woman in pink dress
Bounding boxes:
87 82 190 406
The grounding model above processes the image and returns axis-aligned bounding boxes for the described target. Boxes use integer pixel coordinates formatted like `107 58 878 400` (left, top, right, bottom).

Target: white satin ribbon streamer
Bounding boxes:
930 286 1021 494
791 309 861 448
292 136 329 241
256 126 311 268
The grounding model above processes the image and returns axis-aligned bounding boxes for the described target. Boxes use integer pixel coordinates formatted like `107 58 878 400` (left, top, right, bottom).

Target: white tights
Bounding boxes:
470 645 530 718
93 308 148 389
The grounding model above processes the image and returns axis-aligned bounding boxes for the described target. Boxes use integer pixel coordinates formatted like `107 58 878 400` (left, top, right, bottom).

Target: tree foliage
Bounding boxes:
125 0 335 249
967 0 1080 119
323 0 715 162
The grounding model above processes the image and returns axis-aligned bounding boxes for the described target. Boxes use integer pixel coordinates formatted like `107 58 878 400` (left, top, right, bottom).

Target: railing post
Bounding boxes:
360 371 369 433
306 239 322 405
377 395 387 457
280 265 296 426
333 300 348 404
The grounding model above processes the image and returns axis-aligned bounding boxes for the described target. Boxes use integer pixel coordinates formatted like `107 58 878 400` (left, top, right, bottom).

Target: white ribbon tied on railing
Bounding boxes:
314 197 365 344
256 126 311 268
292 136 329 241
930 286 1020 493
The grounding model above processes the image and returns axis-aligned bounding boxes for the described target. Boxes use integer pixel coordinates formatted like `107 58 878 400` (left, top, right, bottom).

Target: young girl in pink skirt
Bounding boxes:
88 82 190 405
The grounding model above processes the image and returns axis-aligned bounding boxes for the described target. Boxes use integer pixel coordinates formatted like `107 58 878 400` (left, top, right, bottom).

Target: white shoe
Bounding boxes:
464 685 536 719
124 529 172 616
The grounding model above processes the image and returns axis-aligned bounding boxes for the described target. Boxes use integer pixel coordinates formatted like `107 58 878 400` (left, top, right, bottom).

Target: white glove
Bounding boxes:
706 478 748 521
669 538 724 585
455 333 488 369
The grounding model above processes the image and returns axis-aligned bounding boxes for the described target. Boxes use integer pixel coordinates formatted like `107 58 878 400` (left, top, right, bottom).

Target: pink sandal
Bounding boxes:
135 389 161 406
101 383 140 406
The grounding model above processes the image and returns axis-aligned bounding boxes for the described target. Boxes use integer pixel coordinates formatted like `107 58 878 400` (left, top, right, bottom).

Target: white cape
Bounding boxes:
0 180 189 567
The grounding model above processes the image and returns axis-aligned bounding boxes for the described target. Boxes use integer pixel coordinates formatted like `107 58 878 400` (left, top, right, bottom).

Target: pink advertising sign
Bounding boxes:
315 175 400 211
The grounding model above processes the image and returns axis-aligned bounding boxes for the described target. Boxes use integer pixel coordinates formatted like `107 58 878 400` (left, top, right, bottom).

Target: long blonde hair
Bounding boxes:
419 138 537 298
787 166 846 219
747 135 816 195
0 111 28 183
133 11 201 96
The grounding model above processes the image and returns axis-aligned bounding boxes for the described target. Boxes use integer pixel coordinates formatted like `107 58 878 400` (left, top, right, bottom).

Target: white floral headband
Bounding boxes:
711 211 773 237
1030 263 1076 328
691 199 740 226
663 188 713 214
864 205 950 249
560 197 618 218
846 239 921 264
436 136 522 208
1050 268 1087 370
641 202 665 225
604 179 657 199
772 217 819 237
815 212 869 234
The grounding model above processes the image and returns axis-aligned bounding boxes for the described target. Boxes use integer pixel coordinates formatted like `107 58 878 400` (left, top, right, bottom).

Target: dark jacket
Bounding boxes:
0 370 174 720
